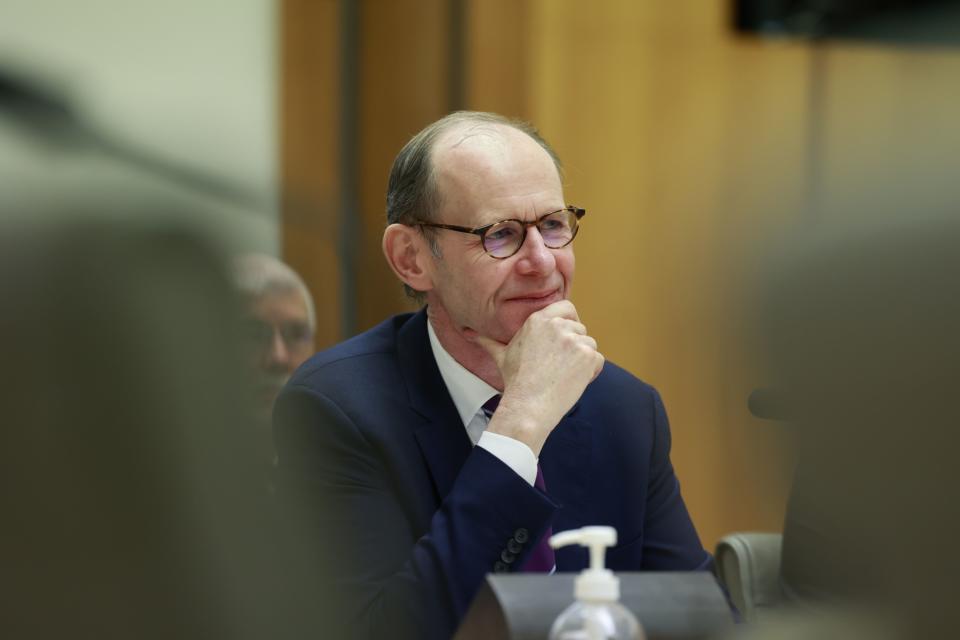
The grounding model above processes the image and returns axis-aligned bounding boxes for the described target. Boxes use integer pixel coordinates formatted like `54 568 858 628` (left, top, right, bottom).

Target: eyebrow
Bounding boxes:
477 206 566 225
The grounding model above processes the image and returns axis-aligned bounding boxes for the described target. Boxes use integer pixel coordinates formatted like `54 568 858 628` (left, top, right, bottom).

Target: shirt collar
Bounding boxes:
427 320 499 428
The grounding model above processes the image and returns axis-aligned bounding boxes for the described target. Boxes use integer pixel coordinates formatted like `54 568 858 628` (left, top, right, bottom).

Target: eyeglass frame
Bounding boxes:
412 206 586 259
244 318 314 351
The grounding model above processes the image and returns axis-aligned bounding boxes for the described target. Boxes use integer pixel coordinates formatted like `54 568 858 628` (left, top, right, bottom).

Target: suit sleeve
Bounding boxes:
640 389 714 572
273 384 557 640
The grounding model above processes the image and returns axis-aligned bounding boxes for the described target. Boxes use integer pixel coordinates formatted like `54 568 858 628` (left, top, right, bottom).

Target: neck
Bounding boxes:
426 304 504 391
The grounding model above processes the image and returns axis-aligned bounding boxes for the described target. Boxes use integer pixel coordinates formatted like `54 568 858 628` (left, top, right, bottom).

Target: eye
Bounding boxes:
280 323 312 345
486 225 519 242
245 320 273 344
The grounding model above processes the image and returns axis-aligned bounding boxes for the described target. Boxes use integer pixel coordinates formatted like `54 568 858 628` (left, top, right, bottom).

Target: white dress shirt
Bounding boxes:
426 322 538 486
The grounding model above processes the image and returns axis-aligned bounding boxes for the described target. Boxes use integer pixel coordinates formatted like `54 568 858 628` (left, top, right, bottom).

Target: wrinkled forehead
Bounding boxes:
430 124 563 222
432 122 557 179
434 120 515 155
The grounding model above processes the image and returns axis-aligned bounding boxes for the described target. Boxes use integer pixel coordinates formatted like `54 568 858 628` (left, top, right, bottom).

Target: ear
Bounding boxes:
382 223 435 293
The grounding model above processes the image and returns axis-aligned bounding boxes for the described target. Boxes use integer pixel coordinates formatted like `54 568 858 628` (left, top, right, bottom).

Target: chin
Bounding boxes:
467 299 556 343
492 314 534 343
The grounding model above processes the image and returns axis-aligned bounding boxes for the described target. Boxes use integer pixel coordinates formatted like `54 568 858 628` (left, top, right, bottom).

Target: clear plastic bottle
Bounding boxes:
548 527 645 640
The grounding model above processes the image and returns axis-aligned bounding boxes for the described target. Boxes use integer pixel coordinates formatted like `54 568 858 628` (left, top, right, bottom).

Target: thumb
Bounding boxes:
471 333 506 365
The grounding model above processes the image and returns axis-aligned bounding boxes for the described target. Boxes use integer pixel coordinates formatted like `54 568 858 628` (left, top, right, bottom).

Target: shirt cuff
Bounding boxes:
476 431 538 486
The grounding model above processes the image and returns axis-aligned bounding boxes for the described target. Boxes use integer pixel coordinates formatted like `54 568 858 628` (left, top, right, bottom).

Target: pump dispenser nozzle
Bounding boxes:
550 526 620 602
548 526 643 640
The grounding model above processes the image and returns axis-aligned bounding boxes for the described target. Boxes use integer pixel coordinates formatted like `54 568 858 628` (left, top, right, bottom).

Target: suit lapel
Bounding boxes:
398 310 473 502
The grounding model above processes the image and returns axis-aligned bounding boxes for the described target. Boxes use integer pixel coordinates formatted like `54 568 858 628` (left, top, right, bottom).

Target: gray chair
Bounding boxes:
714 532 783 623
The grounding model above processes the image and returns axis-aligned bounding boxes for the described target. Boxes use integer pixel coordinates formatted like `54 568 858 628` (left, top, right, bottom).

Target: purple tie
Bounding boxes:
482 395 556 573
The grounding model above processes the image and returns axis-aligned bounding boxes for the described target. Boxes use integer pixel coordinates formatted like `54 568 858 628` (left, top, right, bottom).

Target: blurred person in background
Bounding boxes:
233 253 316 427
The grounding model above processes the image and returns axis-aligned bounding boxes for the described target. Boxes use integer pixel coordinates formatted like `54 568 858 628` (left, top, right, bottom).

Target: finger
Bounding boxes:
577 335 598 351
542 318 588 340
590 352 605 382
536 299 580 322
471 334 507 364
565 320 587 336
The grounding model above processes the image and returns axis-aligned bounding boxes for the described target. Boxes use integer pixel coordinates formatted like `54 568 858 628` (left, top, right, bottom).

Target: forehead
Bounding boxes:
248 289 309 323
431 124 563 223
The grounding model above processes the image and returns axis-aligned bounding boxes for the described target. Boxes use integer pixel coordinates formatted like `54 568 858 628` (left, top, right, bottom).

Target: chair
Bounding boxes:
714 532 783 623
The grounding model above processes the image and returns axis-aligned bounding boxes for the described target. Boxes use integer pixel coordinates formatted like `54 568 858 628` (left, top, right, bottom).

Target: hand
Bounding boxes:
472 300 604 455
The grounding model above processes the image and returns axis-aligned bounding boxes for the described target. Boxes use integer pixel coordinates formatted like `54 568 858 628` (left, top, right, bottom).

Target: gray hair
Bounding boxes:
386 111 563 301
232 253 316 331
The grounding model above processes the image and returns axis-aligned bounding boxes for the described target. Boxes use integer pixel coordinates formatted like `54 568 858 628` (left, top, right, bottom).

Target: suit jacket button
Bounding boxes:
493 561 510 573
501 549 517 564
507 538 523 554
513 528 529 544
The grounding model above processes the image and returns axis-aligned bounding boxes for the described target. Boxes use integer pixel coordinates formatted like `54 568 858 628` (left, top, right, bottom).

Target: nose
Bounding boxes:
514 225 556 275
265 328 292 369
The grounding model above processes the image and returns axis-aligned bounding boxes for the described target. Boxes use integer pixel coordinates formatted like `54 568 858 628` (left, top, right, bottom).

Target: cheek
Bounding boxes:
292 343 314 364
487 266 515 301
560 252 575 286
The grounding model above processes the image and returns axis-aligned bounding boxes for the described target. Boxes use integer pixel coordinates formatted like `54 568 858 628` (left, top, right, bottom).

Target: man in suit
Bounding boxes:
274 111 711 639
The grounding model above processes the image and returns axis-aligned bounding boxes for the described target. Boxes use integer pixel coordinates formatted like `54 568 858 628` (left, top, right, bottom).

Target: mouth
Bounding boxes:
505 288 562 305
257 377 288 402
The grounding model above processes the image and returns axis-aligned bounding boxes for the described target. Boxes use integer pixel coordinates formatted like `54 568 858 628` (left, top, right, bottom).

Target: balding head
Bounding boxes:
385 111 563 301
386 111 562 228
432 124 564 227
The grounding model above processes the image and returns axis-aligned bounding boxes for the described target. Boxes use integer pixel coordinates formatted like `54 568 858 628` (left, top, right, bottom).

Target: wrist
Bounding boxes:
486 398 548 455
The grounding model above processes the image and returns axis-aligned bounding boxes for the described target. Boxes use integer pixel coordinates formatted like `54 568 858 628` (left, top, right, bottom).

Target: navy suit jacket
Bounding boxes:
274 310 711 639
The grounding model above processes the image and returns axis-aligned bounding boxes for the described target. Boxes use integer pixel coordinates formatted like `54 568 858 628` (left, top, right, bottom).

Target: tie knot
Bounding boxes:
481 394 501 417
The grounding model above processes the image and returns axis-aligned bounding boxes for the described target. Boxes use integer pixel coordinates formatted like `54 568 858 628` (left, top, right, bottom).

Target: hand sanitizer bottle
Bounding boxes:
548 526 645 640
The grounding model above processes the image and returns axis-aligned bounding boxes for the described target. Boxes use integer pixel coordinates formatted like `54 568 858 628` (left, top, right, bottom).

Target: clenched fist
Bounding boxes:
472 300 604 455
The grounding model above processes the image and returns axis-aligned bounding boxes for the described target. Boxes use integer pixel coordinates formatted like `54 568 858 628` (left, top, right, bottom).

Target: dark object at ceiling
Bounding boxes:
733 0 960 44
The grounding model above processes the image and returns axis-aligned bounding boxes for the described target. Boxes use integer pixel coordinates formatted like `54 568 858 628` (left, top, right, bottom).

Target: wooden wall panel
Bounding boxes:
465 0 530 118
355 0 453 332
281 0 342 349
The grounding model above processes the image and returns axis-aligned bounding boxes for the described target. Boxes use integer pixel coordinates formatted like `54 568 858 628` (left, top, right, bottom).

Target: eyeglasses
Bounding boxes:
415 206 585 259
244 319 313 351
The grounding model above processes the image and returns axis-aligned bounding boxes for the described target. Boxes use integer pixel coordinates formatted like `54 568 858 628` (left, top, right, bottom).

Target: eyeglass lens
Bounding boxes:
483 209 579 258
246 319 313 349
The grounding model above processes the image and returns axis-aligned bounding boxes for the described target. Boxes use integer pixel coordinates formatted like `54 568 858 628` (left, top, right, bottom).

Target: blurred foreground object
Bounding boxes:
741 211 960 637
0 210 322 639
0 65 268 211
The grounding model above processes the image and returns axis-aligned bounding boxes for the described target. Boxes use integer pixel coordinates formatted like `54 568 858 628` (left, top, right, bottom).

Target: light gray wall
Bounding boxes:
0 0 278 252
